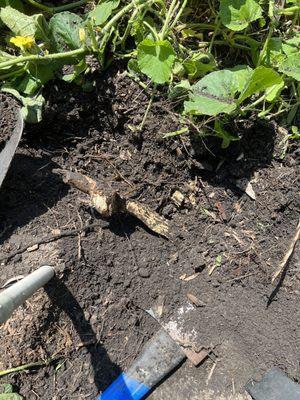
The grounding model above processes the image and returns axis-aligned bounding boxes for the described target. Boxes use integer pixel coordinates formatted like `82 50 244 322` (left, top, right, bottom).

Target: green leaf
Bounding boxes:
279 53 300 81
0 384 23 399
220 0 263 31
282 36 300 55
238 66 283 102
137 39 175 84
263 37 285 66
2 86 44 123
62 59 87 83
0 0 23 27
183 53 216 80
169 80 191 100
0 7 49 41
16 74 40 95
184 70 238 116
265 81 284 102
214 120 239 148
229 65 253 91
49 12 83 51
88 0 120 26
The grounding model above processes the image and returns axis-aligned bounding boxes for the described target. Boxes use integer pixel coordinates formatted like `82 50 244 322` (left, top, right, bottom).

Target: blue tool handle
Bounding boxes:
96 329 185 400
96 372 149 400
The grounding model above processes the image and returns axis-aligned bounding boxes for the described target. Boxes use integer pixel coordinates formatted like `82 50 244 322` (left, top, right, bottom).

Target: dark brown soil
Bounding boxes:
0 93 19 152
0 68 299 400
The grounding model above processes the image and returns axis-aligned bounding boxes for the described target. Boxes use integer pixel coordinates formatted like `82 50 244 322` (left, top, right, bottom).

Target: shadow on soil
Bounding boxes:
190 120 276 193
44 276 134 396
0 153 69 246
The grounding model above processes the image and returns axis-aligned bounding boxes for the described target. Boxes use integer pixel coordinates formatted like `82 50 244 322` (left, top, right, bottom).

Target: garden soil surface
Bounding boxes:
0 68 299 400
0 93 19 152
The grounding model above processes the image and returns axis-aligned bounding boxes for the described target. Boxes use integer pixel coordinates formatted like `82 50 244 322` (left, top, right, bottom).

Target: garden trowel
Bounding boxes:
0 107 23 188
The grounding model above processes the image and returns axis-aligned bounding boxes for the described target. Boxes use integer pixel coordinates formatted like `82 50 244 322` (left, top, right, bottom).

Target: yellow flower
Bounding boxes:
79 28 86 42
10 36 35 49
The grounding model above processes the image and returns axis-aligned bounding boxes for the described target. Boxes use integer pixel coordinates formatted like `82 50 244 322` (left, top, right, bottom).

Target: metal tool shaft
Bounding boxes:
0 265 55 324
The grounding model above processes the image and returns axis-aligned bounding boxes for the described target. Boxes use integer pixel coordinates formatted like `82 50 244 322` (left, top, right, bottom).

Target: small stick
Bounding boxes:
272 218 300 283
0 223 101 263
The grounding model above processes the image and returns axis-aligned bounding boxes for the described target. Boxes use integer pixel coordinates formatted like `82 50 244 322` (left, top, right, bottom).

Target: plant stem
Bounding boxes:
160 0 179 39
0 48 87 70
241 94 266 112
139 84 157 130
277 5 300 14
143 21 160 41
169 0 188 31
26 0 88 13
0 358 55 377
209 17 221 52
257 23 274 66
0 67 25 81
102 0 153 35
86 21 98 52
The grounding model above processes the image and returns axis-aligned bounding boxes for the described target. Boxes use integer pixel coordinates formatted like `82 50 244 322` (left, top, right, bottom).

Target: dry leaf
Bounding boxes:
27 244 39 252
179 272 200 281
236 179 256 200
187 293 205 307
171 190 185 207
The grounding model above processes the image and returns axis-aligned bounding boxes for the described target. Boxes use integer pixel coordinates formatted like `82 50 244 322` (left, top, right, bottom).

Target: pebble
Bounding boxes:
138 267 151 278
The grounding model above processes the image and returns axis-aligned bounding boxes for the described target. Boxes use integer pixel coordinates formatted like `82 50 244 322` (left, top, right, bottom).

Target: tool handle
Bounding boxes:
0 265 55 324
96 329 185 400
96 372 149 400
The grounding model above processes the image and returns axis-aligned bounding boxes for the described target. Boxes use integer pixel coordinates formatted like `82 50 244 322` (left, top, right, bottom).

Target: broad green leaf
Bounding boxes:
229 65 253 91
282 36 300 55
0 0 23 27
16 74 40 95
184 70 238 116
2 86 44 123
265 81 284 101
0 384 23 399
279 53 300 81
0 7 49 42
137 39 175 84
49 12 83 51
220 0 263 31
88 0 120 26
238 66 283 102
183 53 216 80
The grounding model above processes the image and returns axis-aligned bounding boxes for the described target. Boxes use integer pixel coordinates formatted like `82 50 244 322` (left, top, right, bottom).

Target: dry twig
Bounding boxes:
272 219 300 283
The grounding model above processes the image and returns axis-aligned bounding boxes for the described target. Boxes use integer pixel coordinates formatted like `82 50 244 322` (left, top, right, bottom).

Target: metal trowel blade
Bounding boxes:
0 108 23 188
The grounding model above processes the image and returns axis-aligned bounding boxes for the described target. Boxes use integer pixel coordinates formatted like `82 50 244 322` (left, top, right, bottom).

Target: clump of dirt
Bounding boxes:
0 68 299 399
0 93 19 152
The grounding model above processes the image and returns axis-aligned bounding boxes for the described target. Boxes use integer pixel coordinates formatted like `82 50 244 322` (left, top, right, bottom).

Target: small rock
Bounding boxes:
138 267 151 278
